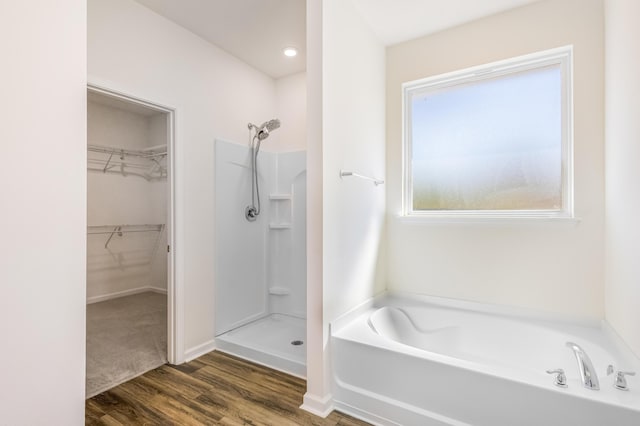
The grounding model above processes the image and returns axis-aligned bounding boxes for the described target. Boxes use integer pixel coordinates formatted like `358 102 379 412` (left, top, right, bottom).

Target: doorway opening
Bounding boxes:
85 85 177 397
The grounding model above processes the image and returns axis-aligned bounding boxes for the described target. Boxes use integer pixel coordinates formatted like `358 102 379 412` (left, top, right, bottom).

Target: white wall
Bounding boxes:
304 0 386 414
88 0 277 357
150 183 169 291
0 1 86 424
604 0 640 357
87 100 168 300
87 101 150 149
304 0 326 411
323 0 386 323
386 0 605 319
275 72 307 152
148 114 169 291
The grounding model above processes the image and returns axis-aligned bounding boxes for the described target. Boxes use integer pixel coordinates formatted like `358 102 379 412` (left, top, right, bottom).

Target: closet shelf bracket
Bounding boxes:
103 152 114 173
104 226 123 249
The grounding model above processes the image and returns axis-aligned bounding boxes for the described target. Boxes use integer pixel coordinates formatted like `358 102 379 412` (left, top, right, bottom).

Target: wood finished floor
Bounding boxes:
86 350 370 425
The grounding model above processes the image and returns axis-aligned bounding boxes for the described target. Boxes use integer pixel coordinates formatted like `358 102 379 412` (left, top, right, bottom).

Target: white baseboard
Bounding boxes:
184 339 217 362
87 286 167 304
300 392 334 418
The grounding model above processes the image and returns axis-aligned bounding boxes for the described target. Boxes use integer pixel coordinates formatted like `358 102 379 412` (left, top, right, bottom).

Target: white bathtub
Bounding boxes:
331 294 640 426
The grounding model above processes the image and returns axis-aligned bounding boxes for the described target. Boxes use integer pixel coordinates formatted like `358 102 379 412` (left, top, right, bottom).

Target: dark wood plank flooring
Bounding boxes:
86 350 370 425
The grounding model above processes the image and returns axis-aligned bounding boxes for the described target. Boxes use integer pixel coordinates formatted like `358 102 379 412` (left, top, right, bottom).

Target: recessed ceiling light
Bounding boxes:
283 47 298 57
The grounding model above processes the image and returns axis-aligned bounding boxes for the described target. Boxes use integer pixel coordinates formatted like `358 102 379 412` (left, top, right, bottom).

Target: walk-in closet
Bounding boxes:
86 88 170 397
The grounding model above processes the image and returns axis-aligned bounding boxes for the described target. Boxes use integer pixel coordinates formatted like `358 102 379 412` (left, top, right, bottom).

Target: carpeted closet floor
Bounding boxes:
86 291 167 398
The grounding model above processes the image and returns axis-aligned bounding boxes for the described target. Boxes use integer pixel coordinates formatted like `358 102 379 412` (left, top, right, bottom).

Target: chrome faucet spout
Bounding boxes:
566 341 600 390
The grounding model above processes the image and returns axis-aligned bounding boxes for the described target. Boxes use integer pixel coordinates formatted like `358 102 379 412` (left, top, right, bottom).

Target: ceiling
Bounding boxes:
133 0 540 79
134 0 306 79
352 0 541 46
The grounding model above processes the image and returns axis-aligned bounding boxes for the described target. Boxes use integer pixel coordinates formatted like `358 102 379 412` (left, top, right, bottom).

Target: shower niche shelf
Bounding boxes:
269 194 292 200
269 193 292 229
269 223 292 229
269 287 291 296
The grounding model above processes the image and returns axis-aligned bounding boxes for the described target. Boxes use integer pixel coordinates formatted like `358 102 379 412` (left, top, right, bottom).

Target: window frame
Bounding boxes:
402 46 574 219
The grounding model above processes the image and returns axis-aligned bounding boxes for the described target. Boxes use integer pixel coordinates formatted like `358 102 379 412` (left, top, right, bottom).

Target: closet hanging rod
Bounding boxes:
87 159 161 171
87 228 164 235
340 170 384 186
88 224 165 249
87 224 165 235
87 166 167 181
88 144 167 159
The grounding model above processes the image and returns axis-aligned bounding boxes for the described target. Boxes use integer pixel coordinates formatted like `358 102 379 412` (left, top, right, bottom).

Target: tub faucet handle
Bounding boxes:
546 368 567 388
613 371 635 391
607 365 635 390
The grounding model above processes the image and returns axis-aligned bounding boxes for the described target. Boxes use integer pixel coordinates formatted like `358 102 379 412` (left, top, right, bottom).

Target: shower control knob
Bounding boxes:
245 206 258 222
546 369 568 388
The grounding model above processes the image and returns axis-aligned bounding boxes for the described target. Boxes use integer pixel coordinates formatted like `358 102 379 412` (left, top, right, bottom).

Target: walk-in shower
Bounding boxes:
214 119 307 377
245 119 281 222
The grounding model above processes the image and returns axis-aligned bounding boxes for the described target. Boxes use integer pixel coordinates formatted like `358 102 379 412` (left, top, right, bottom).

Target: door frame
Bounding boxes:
87 83 182 364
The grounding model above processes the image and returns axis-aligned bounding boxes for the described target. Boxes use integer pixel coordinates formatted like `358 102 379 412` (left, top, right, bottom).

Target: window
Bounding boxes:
403 47 573 218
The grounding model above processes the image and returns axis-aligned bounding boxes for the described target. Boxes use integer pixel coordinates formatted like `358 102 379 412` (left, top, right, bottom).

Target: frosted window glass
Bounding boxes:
410 65 562 211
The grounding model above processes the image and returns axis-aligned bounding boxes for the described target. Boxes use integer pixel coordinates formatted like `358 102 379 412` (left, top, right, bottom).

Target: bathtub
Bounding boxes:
331 294 640 426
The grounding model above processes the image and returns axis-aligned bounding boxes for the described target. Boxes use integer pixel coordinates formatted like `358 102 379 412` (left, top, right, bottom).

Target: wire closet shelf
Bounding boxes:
87 143 168 181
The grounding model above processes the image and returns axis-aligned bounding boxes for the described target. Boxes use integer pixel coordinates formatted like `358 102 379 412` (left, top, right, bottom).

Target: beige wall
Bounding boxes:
605 0 640 357
0 1 87 423
386 0 605 318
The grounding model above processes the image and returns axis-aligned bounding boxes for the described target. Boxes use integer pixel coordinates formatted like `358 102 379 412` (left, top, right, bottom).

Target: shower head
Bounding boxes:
262 118 281 132
245 118 281 222
255 118 281 141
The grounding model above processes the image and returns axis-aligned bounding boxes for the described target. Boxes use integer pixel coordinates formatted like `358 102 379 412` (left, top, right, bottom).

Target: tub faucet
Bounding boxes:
566 342 599 390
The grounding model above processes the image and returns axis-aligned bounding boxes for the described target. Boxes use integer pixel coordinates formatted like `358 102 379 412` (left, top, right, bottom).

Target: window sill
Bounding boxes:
395 214 581 226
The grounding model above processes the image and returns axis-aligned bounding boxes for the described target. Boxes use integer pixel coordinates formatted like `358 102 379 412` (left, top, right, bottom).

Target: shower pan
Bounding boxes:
213 121 307 377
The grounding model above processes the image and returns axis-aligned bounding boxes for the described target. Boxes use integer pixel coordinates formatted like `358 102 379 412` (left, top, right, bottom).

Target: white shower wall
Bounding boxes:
215 139 306 336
